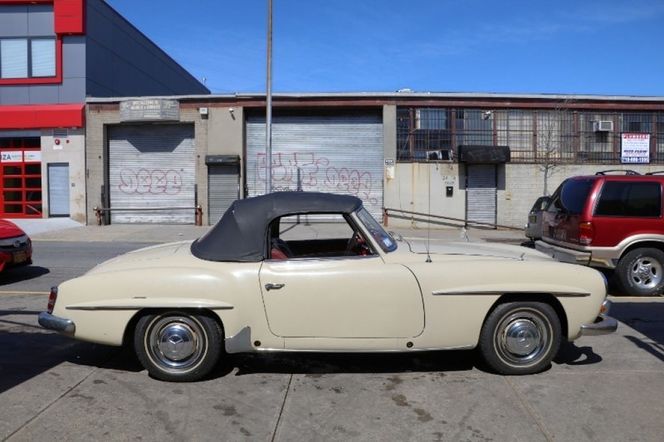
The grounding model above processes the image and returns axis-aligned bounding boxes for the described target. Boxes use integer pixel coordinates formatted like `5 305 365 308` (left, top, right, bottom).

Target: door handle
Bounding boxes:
265 283 285 291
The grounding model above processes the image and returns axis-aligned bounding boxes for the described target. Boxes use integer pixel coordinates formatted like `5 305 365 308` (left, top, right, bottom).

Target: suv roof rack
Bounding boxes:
645 171 664 175
594 170 641 176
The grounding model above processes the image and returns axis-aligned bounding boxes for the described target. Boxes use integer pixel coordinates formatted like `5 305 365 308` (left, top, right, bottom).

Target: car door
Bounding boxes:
259 255 424 339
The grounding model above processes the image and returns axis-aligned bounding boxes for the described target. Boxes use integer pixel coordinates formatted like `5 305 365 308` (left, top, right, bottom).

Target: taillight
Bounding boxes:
47 286 58 314
579 221 594 245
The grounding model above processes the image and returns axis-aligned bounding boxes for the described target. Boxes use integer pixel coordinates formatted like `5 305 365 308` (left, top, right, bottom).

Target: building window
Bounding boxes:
397 108 452 161
31 39 56 77
0 37 56 79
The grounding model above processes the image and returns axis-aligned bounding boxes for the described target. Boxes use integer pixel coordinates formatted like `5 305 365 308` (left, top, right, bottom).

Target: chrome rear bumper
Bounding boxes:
38 312 76 336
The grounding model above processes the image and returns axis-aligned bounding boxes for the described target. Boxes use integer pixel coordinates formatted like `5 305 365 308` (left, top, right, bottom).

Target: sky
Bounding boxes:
106 0 664 96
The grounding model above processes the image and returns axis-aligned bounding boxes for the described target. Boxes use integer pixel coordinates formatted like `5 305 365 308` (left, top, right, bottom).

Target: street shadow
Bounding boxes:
216 350 477 379
624 335 664 363
610 302 664 345
553 341 603 366
0 266 49 286
0 330 141 394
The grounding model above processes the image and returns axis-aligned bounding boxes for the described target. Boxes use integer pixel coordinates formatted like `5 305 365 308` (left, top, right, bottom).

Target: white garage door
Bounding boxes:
108 124 195 224
246 114 384 219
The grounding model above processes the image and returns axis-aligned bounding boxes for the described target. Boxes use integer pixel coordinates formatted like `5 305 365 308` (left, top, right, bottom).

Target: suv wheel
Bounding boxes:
616 248 664 296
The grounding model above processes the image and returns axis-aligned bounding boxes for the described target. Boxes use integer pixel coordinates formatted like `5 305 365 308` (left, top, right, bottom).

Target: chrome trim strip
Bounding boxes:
38 312 75 336
431 290 591 297
253 344 476 353
66 305 234 311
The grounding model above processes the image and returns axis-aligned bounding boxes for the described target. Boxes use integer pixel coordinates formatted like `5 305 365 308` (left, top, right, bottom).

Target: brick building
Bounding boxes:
0 0 208 221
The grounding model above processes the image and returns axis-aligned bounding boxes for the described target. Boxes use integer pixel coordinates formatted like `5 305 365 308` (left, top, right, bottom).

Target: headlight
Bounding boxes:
0 234 28 247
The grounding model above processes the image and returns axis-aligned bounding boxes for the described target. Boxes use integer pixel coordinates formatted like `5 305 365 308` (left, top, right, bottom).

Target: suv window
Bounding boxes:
548 178 594 215
595 181 662 217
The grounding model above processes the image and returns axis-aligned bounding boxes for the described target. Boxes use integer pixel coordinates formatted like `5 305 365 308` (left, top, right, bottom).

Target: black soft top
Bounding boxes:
191 192 363 262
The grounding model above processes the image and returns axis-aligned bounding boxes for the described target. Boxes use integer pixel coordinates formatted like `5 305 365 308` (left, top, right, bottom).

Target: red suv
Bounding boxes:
536 170 664 296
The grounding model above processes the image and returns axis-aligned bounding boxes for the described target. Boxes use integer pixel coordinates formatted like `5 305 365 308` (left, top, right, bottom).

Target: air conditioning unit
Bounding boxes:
426 149 453 161
593 120 614 132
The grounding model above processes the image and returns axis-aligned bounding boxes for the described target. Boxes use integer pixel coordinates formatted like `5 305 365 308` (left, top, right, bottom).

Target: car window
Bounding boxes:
548 178 594 215
355 207 397 252
531 196 551 212
594 181 661 217
268 213 374 260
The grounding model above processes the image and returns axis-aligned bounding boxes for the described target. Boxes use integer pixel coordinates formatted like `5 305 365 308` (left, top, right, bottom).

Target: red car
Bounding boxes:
536 170 664 296
0 219 32 272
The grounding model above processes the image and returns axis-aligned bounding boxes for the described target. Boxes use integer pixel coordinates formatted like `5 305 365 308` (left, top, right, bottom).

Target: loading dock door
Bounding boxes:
108 125 195 224
245 114 384 219
466 164 497 227
208 165 239 224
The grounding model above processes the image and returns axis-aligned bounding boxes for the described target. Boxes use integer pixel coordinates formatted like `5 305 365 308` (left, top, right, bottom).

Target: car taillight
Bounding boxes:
47 286 58 314
579 221 594 245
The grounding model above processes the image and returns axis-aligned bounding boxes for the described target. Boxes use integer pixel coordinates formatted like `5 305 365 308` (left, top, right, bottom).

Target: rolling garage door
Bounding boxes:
208 165 239 224
246 115 384 218
466 164 497 226
108 125 195 224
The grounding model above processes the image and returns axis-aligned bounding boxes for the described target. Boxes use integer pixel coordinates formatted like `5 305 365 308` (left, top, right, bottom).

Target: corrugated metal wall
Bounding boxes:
466 164 497 226
208 165 239 225
108 124 195 224
246 115 384 218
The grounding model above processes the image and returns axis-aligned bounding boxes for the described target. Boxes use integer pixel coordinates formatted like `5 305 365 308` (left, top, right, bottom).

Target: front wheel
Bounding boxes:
616 248 664 296
134 311 223 382
478 302 561 375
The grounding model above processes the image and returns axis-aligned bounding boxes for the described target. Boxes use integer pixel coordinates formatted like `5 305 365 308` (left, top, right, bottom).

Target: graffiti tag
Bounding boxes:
118 168 183 195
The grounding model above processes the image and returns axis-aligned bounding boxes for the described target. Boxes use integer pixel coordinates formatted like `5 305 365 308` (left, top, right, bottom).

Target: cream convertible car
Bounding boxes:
40 192 617 381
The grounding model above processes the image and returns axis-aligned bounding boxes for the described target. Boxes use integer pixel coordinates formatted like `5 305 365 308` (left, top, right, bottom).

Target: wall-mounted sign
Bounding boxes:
1 151 22 162
120 99 180 122
621 133 650 164
24 151 42 162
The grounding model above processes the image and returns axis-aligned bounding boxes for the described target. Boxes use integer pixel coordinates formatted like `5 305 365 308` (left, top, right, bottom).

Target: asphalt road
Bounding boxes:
0 241 154 293
1 241 663 441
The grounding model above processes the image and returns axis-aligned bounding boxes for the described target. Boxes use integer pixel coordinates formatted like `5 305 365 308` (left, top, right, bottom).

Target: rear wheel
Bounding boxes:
479 302 561 375
616 248 664 296
134 311 223 382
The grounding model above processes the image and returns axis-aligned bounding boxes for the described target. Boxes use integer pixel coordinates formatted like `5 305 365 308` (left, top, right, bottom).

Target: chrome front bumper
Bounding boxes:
580 314 618 336
38 312 76 336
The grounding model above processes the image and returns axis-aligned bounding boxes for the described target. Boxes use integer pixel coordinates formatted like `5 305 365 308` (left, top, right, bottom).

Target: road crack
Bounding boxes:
504 376 554 442
270 374 293 442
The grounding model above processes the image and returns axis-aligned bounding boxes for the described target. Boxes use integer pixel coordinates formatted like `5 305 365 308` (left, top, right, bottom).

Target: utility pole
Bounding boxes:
265 0 273 194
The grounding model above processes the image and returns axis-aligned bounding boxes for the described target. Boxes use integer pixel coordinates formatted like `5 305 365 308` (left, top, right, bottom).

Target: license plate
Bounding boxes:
13 251 27 263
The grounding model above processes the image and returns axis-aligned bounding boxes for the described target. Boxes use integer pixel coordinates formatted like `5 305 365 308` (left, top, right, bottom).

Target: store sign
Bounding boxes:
119 99 180 122
621 133 650 164
1 151 23 162
24 151 41 162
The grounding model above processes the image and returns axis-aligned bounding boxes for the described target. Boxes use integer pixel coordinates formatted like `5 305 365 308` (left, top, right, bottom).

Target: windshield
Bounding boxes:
355 207 397 253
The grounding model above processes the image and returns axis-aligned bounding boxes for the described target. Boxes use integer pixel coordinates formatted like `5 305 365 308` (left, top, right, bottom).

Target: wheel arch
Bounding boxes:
619 240 664 261
484 293 568 340
122 308 226 347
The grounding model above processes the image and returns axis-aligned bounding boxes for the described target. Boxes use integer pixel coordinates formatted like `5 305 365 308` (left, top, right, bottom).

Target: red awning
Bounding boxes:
0 103 85 129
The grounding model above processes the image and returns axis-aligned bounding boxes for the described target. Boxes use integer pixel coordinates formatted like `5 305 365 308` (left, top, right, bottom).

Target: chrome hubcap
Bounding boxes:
504 319 541 356
157 324 196 361
495 308 551 367
146 316 206 372
630 257 662 289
